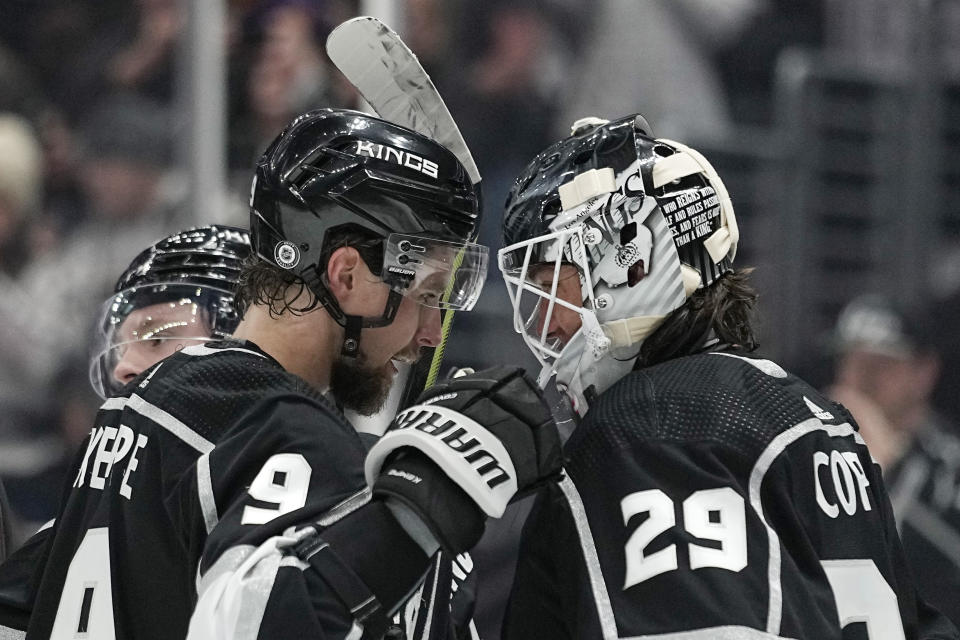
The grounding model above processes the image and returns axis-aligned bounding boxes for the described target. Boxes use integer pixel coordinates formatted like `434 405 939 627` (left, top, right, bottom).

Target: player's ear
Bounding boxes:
326 246 361 302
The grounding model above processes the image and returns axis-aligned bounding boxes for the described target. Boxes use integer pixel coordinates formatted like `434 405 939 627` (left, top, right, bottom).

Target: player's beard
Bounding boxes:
329 345 419 416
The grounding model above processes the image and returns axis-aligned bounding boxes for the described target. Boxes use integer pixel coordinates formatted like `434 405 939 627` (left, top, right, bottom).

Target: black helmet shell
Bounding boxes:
250 108 481 279
115 225 250 294
503 114 652 250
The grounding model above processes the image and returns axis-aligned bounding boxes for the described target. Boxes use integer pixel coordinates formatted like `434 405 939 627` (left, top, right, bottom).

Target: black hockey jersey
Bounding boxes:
505 351 959 640
21 341 446 640
885 416 960 627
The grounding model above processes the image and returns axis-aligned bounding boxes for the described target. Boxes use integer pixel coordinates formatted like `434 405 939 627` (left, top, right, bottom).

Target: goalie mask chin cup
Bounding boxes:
89 225 251 399
249 108 484 355
500 114 738 414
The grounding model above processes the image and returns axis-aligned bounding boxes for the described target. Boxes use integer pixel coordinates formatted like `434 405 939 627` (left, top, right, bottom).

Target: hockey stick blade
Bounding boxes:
326 16 481 184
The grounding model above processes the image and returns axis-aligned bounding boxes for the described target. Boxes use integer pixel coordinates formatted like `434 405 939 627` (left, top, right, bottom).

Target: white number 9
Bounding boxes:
242 453 312 525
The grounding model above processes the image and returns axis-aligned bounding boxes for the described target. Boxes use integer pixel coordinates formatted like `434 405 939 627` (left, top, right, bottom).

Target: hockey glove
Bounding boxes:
366 366 562 553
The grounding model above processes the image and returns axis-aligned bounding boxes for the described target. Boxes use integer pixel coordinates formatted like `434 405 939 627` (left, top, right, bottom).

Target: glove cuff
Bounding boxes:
365 404 518 517
373 451 485 554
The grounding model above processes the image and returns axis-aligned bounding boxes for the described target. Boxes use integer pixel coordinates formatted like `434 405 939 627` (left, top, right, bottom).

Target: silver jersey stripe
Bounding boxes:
125 394 214 454
197 451 218 534
750 418 860 635
344 622 364 640
710 353 788 379
558 474 619 639
227 543 282 640
180 344 267 359
196 544 256 595
0 626 25 640
100 396 127 411
317 488 372 527
625 626 797 639
192 537 303 640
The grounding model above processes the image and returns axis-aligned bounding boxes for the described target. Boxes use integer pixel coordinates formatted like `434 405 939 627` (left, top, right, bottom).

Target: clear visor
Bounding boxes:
383 233 488 311
498 230 591 371
88 283 232 399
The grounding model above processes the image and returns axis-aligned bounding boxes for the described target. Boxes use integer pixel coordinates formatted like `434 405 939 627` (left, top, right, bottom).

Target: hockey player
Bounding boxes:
0 224 251 633
497 114 959 639
21 109 560 640
88 224 251 399
828 295 960 627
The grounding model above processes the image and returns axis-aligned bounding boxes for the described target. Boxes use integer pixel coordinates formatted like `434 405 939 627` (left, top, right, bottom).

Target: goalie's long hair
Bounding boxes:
639 268 759 367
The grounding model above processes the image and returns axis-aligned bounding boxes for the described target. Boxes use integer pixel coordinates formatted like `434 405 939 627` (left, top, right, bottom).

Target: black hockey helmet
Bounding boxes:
250 108 486 356
89 225 251 398
498 114 739 413
502 115 654 252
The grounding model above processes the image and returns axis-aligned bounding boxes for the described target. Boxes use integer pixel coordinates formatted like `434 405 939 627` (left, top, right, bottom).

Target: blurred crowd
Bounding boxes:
1 4 958 624
0 0 792 535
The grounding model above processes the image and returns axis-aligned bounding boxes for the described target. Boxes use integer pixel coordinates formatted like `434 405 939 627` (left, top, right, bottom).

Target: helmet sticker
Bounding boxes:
659 186 720 249
274 241 301 269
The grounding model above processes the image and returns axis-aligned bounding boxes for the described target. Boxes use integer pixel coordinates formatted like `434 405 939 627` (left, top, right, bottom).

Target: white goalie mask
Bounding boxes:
499 115 738 415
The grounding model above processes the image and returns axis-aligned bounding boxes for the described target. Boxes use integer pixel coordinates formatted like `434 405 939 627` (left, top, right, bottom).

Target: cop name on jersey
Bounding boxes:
813 449 872 518
73 425 149 499
355 141 439 179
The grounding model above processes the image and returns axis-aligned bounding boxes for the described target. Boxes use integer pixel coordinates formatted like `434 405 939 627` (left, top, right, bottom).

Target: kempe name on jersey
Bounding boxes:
72 420 149 500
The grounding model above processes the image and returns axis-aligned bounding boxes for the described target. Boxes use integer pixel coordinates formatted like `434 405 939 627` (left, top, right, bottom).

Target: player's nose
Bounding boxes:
417 305 442 347
536 304 560 339
112 352 144 387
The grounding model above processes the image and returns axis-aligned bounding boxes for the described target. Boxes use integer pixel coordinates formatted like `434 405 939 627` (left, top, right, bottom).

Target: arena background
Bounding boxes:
0 0 957 543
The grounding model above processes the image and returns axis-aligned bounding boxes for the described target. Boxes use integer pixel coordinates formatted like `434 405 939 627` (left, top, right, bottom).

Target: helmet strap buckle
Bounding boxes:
342 315 362 357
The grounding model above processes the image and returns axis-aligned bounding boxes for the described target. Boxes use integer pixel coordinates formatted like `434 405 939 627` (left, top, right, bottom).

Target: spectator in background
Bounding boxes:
827 294 960 626
0 114 42 278
0 114 41 558
107 0 182 101
0 225 251 631
928 246 960 428
229 0 336 180
558 0 760 143
0 94 189 533
6 0 179 127
448 1 564 196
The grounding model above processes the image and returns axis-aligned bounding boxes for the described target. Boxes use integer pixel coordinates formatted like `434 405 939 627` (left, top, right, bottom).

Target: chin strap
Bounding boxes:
302 263 407 359
338 288 405 358
341 314 362 357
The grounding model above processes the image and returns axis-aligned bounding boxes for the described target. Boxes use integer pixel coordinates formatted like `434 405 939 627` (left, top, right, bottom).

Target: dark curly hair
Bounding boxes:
234 225 384 319
639 268 759 367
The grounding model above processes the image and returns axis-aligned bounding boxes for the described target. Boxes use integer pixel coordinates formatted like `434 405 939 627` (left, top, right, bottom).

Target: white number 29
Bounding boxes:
622 487 747 588
242 453 312 525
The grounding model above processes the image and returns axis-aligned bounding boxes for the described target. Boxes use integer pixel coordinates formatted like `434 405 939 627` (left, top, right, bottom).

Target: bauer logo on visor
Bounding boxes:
383 233 488 311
